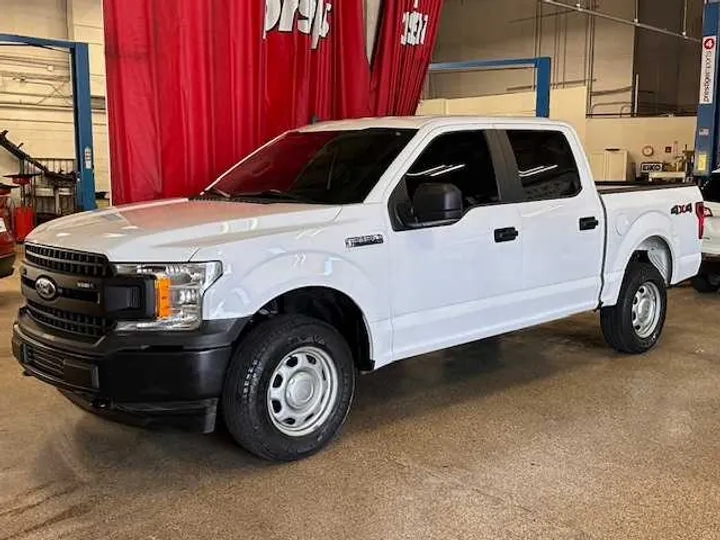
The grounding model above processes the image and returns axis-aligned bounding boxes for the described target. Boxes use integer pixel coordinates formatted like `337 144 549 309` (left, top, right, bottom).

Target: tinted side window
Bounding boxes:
405 131 499 207
507 130 581 201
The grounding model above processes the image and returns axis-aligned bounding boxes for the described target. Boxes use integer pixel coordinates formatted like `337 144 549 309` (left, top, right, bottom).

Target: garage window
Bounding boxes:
506 130 581 201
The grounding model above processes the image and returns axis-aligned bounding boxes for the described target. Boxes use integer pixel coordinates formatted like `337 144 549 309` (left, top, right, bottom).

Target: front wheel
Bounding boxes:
600 262 667 354
222 315 355 461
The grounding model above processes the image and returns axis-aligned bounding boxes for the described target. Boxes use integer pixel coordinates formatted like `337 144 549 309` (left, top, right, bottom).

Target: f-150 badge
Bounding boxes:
345 234 384 249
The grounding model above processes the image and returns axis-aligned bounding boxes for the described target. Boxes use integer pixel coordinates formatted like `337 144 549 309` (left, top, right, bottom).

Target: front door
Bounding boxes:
386 128 525 361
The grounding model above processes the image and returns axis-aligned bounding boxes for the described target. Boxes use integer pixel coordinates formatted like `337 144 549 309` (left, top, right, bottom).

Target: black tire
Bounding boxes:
691 274 720 293
600 262 667 354
222 315 355 461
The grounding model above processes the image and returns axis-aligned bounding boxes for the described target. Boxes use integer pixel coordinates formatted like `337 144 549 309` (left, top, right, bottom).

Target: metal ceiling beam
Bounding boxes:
541 0 701 43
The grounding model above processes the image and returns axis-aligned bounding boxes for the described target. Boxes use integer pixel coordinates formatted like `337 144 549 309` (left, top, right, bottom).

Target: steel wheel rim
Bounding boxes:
266 346 339 437
632 281 662 338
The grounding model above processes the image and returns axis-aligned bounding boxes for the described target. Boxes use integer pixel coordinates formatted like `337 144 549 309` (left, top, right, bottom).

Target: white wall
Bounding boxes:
0 0 109 196
585 116 697 169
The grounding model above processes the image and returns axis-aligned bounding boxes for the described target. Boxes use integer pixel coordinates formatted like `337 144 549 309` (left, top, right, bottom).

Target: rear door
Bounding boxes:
500 126 604 321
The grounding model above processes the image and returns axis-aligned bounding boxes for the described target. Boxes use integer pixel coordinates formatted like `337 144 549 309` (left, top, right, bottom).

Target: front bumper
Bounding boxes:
13 312 248 432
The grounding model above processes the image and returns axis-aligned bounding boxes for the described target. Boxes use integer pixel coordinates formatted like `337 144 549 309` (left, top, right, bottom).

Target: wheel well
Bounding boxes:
248 287 373 371
632 236 672 283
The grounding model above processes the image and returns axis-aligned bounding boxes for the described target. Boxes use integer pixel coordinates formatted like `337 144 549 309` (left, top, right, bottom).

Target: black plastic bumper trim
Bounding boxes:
15 310 249 354
60 390 218 433
13 315 251 432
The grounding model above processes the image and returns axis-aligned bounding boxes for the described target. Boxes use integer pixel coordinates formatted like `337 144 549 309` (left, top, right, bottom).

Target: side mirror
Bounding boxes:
412 182 463 224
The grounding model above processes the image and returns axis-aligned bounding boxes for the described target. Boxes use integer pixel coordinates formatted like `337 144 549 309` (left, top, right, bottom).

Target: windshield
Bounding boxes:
205 128 416 204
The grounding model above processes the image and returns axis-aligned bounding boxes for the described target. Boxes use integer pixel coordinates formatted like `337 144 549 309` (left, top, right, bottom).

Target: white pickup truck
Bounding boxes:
14 117 703 461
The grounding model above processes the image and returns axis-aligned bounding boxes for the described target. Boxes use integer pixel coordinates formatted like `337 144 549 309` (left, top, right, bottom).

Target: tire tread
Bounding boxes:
222 314 354 461
600 262 667 354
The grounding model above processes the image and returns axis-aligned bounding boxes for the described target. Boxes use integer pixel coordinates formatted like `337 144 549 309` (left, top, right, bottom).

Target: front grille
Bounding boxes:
25 244 111 278
21 275 99 303
26 300 115 339
25 345 64 379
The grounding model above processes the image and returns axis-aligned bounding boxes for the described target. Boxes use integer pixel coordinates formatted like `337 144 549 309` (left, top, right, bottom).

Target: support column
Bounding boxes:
71 43 96 211
694 0 720 177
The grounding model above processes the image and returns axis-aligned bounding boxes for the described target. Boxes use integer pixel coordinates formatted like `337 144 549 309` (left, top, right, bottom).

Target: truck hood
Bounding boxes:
26 198 342 262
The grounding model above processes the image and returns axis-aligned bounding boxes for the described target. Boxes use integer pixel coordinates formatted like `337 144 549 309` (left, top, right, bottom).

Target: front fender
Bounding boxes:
203 249 387 323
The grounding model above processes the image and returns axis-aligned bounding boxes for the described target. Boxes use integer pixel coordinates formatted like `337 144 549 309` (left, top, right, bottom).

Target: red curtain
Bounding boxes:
104 0 370 204
103 0 443 204
371 0 444 116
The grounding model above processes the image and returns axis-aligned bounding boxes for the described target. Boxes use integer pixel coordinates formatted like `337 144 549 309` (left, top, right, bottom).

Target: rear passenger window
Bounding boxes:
507 130 581 201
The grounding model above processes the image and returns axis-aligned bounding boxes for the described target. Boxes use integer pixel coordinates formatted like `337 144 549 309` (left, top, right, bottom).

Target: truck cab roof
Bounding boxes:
298 115 572 132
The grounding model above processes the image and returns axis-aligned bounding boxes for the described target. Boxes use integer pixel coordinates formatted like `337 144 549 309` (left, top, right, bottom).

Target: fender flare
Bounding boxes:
202 251 389 359
601 211 677 305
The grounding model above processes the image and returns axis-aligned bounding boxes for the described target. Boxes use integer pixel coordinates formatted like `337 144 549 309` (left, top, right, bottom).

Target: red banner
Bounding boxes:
104 0 443 204
104 0 371 204
371 0 443 116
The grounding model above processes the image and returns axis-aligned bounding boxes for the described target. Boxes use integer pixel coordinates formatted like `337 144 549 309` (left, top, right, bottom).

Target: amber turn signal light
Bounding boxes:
155 275 171 318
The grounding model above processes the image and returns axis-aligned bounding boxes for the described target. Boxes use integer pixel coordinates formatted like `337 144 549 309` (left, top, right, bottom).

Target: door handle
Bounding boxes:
494 227 519 243
579 216 599 231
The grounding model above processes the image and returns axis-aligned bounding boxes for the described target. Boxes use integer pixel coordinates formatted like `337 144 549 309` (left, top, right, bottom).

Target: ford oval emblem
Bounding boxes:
35 276 58 301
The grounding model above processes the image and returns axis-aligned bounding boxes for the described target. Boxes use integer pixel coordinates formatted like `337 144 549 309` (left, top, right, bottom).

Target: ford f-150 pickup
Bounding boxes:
13 117 703 461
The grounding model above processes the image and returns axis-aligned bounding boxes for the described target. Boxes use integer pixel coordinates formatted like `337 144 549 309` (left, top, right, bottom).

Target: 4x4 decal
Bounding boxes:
671 203 692 215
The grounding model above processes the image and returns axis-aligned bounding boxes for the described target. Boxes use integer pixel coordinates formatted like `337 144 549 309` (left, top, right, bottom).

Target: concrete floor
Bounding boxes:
2 268 720 540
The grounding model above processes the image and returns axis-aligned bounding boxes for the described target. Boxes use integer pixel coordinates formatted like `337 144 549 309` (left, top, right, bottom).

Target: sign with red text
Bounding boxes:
700 36 717 105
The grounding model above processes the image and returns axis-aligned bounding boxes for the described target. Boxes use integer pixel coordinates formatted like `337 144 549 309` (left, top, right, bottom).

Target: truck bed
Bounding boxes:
597 181 702 306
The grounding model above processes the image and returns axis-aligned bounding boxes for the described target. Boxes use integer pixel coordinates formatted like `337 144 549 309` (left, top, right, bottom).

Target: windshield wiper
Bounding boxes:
231 190 316 203
202 186 230 198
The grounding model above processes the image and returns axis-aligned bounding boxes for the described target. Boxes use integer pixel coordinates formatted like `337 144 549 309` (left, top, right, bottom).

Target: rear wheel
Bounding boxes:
600 262 667 354
691 273 720 293
222 315 355 461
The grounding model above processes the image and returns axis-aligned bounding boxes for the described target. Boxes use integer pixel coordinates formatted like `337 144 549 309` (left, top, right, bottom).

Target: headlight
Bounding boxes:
113 262 222 331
